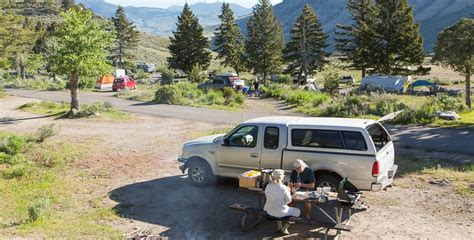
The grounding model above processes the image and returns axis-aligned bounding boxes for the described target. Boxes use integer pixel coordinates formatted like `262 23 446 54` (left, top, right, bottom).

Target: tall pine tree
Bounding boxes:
335 0 375 78
168 3 211 74
245 0 284 82
111 6 140 68
284 4 328 84
371 0 426 75
214 3 245 75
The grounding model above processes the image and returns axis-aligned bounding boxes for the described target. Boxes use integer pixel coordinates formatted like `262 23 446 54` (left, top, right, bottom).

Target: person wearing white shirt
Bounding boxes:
264 169 301 234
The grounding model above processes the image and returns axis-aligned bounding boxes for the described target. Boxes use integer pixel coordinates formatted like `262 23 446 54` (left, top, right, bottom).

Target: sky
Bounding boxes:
104 0 283 8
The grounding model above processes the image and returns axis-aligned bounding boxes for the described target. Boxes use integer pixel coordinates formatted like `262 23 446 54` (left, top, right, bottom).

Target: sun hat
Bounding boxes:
293 159 308 168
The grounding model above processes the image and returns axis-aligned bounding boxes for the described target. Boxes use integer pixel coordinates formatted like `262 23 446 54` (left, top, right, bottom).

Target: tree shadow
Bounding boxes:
0 113 64 124
109 176 361 239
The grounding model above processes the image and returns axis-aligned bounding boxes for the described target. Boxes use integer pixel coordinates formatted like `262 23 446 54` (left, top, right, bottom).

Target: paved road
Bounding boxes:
4 89 474 156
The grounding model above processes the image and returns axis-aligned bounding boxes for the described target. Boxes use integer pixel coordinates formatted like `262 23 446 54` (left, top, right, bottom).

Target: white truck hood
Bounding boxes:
184 134 225 146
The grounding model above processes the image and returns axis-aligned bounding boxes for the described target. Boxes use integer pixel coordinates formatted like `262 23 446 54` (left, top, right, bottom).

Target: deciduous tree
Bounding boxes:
214 3 245 75
245 0 284 82
433 18 474 108
49 9 113 113
168 3 211 74
284 4 328 84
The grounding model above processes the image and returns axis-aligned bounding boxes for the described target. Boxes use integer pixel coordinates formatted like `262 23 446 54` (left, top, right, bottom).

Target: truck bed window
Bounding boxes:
367 124 391 151
291 129 344 149
264 127 279 149
341 131 367 151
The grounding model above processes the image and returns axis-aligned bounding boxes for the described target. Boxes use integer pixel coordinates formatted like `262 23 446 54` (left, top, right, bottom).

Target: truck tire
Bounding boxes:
188 160 215 187
315 174 341 192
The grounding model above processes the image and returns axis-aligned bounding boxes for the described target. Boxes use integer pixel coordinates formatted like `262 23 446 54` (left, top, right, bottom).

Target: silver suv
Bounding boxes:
178 116 398 191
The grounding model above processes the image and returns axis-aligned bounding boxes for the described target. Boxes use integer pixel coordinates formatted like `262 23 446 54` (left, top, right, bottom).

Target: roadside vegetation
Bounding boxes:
0 86 6 98
0 128 121 238
17 101 132 121
154 83 244 110
263 83 472 126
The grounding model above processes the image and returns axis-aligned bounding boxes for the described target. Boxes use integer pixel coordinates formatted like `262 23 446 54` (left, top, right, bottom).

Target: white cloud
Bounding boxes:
104 0 283 8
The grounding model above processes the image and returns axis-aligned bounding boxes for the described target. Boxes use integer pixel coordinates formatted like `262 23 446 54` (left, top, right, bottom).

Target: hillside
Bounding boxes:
76 0 252 36
237 0 474 52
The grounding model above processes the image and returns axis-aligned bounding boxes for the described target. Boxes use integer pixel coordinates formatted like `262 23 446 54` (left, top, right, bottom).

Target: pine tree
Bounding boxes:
111 5 140 68
245 0 284 82
214 3 245 75
371 0 426 75
284 4 328 84
168 3 211 74
61 0 74 12
335 0 375 78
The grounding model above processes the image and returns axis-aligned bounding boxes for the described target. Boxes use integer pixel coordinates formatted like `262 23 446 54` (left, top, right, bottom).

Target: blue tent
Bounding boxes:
408 80 437 88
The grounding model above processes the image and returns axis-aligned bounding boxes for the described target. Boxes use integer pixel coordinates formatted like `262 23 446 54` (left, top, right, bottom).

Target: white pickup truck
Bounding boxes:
178 116 398 191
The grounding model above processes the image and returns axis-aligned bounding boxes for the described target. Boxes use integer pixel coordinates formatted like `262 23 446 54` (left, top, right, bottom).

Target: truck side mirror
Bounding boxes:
222 138 230 146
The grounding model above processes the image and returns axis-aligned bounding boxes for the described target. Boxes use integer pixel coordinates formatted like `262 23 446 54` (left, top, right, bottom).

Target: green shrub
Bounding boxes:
188 65 207 83
2 161 35 179
34 124 57 143
234 93 245 105
155 84 182 104
135 69 150 80
434 94 466 112
27 196 51 223
78 102 115 117
322 66 340 95
158 66 176 85
368 94 405 116
0 85 6 98
1 135 28 155
431 77 451 86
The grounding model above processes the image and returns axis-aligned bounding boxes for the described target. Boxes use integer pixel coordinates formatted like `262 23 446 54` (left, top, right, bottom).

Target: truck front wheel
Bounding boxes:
188 160 215 187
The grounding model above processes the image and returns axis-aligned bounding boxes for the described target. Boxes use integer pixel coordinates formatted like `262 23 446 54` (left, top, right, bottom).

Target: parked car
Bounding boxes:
340 76 356 85
198 73 244 90
112 76 137 91
178 115 399 192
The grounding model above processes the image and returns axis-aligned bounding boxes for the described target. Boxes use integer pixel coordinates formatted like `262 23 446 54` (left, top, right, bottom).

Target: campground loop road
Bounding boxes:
4 88 474 156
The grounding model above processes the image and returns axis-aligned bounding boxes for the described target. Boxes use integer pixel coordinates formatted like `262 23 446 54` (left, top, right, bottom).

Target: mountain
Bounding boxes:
76 0 252 35
237 0 474 52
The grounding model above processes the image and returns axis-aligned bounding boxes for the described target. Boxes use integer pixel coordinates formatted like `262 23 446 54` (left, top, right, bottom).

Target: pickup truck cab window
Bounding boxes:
291 129 344 149
227 125 258 148
341 131 368 151
367 123 391 151
264 127 279 149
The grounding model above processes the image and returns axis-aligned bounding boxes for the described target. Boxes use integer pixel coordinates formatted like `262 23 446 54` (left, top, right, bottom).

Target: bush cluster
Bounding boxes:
0 126 59 179
4 77 66 91
264 83 468 125
154 82 245 108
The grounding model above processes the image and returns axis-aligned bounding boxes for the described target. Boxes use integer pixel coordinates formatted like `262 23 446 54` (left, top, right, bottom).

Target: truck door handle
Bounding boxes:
250 153 259 158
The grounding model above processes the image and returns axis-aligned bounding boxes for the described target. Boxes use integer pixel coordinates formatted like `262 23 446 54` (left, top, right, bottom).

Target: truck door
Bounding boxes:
260 125 286 170
216 125 262 177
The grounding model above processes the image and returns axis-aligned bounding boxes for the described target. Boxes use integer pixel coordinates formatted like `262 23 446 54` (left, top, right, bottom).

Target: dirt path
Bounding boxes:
1 96 473 239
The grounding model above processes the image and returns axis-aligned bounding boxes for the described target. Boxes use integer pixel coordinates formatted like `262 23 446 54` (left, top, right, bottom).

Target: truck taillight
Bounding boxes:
372 161 380 177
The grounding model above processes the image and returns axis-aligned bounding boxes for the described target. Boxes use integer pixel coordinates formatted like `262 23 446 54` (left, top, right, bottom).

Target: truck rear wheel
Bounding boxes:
188 160 215 187
315 174 341 192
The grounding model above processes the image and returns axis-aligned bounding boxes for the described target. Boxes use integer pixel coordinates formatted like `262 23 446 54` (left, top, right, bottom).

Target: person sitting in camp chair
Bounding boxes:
264 169 301 234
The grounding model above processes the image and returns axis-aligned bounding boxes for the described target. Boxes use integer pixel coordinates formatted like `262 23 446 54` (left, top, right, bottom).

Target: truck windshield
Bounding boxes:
367 123 391 152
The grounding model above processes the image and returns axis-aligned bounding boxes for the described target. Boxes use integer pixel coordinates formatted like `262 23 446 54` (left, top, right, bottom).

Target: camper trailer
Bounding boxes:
360 75 410 93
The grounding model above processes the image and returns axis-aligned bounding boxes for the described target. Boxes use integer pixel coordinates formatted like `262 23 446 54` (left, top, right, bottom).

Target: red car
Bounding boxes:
112 76 137 91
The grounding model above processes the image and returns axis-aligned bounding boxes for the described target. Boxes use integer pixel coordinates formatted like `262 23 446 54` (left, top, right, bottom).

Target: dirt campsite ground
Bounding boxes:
1 95 473 239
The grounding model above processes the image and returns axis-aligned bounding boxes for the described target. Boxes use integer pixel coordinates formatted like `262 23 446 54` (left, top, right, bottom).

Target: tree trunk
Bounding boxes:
362 68 366 78
466 68 471 109
19 55 25 80
69 71 80 112
263 72 267 84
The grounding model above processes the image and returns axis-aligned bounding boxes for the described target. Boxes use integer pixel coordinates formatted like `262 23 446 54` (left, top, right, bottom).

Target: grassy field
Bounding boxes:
17 101 132 121
396 153 474 198
0 131 122 238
